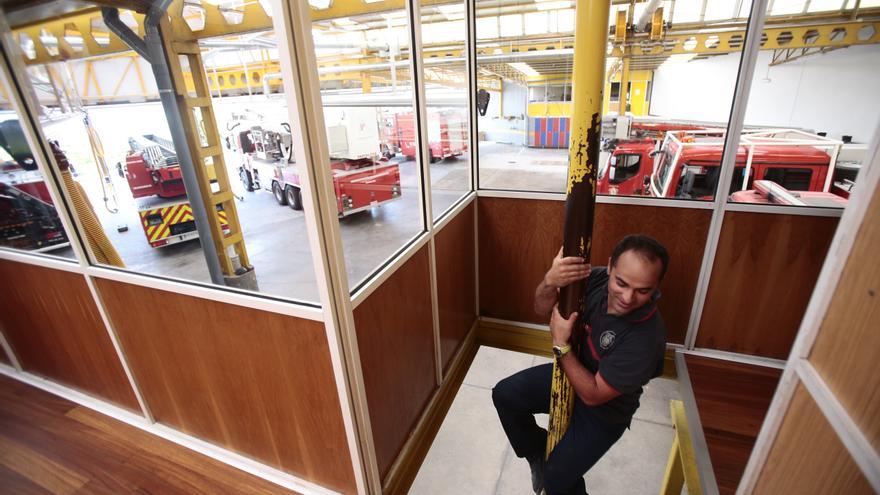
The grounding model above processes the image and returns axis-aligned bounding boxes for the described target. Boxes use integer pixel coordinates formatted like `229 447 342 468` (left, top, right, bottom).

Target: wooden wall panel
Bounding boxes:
685 354 782 494
93 278 356 494
697 212 838 359
754 384 873 494
435 202 477 372
478 197 564 325
588 204 711 343
810 189 880 450
0 343 10 365
478 198 709 342
0 261 139 411
353 246 436 480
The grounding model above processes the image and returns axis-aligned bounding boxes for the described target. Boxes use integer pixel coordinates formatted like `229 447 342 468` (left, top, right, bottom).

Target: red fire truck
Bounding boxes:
599 128 842 199
383 111 468 162
122 134 229 248
647 129 841 200
233 107 402 218
730 180 848 208
0 120 68 252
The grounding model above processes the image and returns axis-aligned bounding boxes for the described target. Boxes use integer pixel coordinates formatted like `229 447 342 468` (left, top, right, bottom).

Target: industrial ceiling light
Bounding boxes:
309 0 332 10
509 62 540 77
535 0 571 11
438 4 465 20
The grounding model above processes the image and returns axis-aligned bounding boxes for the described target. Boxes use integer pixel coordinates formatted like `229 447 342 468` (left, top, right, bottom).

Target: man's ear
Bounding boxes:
607 257 612 272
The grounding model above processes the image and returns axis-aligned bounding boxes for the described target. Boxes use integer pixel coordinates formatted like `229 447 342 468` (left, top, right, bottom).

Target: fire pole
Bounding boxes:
545 0 611 463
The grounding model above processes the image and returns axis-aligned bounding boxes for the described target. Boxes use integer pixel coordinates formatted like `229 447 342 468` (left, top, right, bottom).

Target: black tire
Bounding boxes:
272 181 288 205
429 150 438 163
239 167 254 192
286 186 303 211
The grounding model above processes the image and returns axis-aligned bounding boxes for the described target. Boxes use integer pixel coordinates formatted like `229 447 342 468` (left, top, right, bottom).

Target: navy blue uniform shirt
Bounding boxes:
576 267 666 426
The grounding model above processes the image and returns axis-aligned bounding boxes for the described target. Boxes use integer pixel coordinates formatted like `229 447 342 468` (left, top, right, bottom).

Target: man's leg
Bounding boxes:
542 406 627 495
492 363 553 458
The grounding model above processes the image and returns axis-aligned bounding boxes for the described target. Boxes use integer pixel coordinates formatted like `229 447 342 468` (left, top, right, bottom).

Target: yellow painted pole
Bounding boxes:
546 0 611 463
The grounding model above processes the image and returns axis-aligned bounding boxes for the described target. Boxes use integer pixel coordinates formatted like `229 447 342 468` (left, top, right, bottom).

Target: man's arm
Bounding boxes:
549 306 621 406
534 247 591 317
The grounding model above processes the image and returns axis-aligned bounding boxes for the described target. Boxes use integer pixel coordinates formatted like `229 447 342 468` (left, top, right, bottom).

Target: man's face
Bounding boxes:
606 250 663 316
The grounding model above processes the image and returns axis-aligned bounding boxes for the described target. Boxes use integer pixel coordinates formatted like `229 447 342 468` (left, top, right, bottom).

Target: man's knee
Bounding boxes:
492 376 512 410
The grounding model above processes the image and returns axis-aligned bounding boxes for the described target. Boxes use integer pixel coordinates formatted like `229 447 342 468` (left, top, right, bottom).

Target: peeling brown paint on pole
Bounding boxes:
545 0 611 463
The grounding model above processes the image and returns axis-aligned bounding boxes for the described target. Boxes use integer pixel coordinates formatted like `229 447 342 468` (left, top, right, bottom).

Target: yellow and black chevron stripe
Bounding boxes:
140 202 230 245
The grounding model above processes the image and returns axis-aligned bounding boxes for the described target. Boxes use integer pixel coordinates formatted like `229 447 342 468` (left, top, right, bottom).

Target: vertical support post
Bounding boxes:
618 51 630 116
546 0 610 461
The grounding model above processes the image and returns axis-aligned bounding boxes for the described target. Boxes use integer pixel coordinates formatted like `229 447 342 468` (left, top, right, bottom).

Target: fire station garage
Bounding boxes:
0 0 878 493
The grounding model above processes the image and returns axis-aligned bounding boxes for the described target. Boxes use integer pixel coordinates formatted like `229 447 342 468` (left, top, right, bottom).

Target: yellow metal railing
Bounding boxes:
661 400 703 495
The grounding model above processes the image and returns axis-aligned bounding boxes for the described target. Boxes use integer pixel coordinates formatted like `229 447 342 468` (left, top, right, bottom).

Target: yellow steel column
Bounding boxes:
618 52 630 115
545 0 610 463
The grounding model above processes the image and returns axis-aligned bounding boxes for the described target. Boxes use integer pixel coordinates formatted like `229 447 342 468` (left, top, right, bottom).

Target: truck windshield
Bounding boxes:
610 154 640 184
653 147 674 193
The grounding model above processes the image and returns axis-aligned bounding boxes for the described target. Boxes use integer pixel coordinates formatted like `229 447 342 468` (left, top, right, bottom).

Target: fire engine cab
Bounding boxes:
648 129 841 200
123 134 229 248
0 120 68 252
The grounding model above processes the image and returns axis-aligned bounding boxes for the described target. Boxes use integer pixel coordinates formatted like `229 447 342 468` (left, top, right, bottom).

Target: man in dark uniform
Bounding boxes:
492 234 668 495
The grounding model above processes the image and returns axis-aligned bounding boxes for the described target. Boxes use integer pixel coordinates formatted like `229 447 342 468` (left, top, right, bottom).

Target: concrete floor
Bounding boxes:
410 346 681 495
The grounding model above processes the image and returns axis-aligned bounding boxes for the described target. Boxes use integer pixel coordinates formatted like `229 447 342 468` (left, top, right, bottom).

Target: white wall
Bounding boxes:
651 45 880 143
478 82 528 145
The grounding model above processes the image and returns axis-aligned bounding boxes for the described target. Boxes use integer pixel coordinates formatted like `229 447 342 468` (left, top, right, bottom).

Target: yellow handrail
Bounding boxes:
661 400 703 495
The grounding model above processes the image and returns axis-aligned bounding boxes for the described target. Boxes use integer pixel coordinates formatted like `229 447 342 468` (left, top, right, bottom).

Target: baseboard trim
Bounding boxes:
476 318 553 358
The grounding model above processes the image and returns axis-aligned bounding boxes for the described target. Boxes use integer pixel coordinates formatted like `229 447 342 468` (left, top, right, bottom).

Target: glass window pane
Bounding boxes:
0 74 73 258
311 6 424 290
477 0 748 199
727 3 878 209
421 1 471 222
8 15 325 303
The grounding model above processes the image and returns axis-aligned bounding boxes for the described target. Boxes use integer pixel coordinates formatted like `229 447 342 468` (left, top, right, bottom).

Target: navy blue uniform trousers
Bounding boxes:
492 363 627 495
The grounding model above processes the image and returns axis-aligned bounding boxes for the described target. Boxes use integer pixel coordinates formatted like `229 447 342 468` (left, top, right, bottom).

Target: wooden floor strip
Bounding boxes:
0 375 295 495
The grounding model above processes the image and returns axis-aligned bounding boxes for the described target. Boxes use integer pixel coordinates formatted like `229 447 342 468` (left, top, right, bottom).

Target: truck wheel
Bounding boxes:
272 181 288 205
429 150 438 163
240 167 254 192
286 186 303 211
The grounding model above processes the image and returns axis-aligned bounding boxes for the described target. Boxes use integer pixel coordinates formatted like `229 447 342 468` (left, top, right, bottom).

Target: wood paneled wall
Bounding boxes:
696 212 838 359
0 261 139 411
478 198 709 343
93 278 356 494
588 204 711 343
0 344 10 365
754 385 873 494
809 189 880 450
478 197 564 325
684 354 781 494
353 246 436 480
435 202 477 372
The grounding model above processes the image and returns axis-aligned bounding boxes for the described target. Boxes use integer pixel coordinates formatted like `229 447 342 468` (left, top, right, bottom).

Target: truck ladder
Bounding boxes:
159 18 251 278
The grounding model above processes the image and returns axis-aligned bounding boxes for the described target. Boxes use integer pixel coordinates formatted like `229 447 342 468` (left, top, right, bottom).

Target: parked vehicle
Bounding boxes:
383 110 468 162
0 120 68 251
730 180 848 208
648 129 841 200
235 107 402 218
122 134 229 248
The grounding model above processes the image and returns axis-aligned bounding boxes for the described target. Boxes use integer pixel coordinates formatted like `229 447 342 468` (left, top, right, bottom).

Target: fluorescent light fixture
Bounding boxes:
535 0 571 10
333 17 357 26
658 53 697 69
308 0 332 9
438 4 465 20
508 62 540 77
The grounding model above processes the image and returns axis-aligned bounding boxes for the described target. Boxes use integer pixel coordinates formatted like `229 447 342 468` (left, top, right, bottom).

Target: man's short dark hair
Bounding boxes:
610 234 669 281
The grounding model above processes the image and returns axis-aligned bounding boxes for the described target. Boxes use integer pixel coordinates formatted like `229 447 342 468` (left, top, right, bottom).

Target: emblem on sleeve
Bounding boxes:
599 331 616 350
